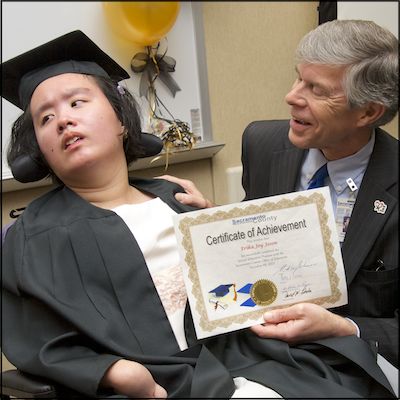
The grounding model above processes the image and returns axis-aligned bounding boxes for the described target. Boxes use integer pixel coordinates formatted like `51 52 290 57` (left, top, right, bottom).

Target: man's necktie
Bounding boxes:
307 164 328 189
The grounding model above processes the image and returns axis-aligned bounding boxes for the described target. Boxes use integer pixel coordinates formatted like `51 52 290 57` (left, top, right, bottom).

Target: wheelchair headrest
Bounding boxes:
10 133 163 183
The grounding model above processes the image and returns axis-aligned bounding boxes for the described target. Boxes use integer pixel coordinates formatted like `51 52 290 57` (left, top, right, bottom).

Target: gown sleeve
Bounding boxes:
2 220 122 397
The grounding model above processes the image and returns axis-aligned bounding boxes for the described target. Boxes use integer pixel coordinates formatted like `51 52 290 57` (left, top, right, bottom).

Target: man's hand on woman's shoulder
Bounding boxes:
156 175 214 209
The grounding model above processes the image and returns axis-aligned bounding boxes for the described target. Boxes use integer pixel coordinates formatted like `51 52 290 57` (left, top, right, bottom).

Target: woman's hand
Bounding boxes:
101 359 167 399
156 175 214 209
250 303 357 343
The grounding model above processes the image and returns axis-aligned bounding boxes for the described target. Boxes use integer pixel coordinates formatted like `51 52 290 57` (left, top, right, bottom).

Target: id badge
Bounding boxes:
336 196 356 243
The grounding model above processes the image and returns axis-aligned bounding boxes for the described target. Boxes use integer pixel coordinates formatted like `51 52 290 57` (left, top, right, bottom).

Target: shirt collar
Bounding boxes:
303 131 375 194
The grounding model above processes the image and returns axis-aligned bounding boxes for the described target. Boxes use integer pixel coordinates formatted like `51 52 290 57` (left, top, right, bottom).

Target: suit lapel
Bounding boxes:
341 131 398 284
270 145 305 195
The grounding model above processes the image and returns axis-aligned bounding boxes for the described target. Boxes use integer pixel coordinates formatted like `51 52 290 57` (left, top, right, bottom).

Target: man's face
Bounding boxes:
285 63 367 160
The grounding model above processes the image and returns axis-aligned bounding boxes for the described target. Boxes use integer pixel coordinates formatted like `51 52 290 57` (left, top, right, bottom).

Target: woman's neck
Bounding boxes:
68 173 154 209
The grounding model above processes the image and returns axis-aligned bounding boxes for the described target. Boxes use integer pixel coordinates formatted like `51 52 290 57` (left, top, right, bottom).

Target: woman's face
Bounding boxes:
30 73 125 181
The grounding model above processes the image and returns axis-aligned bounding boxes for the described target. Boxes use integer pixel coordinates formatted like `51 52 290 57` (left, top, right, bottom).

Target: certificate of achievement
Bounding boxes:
173 187 348 339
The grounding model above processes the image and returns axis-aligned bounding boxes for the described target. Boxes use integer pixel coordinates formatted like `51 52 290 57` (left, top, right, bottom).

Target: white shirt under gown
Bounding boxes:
112 197 283 398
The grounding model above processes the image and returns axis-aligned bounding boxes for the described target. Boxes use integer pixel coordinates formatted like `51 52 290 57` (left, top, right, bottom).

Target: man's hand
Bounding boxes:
101 359 167 399
156 175 214 209
250 303 357 343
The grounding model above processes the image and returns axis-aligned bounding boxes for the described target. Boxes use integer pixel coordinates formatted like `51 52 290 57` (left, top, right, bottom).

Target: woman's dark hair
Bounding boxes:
7 74 145 182
92 75 146 163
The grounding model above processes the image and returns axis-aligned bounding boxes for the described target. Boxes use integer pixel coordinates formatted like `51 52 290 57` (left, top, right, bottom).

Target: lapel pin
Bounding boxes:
346 178 358 191
373 200 387 214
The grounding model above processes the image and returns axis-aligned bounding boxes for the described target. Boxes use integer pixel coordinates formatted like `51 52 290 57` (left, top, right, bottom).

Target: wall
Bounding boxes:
202 2 318 204
338 1 398 37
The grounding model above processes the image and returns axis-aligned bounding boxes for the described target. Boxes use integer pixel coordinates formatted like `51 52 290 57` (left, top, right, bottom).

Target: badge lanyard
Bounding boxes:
336 178 357 243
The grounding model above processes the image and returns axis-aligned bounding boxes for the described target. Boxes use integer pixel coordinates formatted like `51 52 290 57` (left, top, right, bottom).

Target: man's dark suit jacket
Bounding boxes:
241 119 398 367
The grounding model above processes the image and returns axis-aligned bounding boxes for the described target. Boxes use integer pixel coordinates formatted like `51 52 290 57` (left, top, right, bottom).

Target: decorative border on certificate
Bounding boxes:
177 192 342 333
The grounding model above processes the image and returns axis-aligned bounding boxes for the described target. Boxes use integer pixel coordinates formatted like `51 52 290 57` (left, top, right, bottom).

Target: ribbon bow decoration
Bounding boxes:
130 41 198 170
131 44 181 98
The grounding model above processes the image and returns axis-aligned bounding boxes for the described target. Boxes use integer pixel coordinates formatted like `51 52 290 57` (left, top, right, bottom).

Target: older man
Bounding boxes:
163 19 398 370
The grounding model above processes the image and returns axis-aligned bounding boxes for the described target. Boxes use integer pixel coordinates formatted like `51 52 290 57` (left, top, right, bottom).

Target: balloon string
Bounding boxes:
156 37 169 62
153 91 176 121
146 82 176 122
147 85 157 118
146 45 160 84
145 40 177 123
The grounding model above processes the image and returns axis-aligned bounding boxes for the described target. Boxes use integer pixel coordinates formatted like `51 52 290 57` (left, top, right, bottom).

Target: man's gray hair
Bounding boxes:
295 20 398 127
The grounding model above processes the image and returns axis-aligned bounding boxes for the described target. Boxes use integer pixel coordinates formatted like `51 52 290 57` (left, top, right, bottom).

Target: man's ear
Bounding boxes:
356 102 385 127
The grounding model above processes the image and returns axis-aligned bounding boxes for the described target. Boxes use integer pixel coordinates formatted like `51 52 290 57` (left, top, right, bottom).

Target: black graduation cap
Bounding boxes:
1 30 130 110
1 30 163 182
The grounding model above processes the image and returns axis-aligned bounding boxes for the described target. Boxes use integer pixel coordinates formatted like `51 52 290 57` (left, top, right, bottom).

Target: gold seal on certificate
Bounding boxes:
250 279 277 306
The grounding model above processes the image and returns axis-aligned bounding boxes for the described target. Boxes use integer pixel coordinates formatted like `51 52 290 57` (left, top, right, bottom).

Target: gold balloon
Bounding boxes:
103 2 180 46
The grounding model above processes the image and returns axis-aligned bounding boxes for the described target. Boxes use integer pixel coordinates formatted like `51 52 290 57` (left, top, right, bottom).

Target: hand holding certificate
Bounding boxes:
173 187 348 339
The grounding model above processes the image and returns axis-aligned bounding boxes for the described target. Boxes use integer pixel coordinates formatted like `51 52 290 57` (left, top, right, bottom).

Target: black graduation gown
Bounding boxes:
2 178 396 398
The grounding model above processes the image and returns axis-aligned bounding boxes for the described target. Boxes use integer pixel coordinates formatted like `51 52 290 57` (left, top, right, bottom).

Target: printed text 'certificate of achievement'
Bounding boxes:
173 187 348 339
